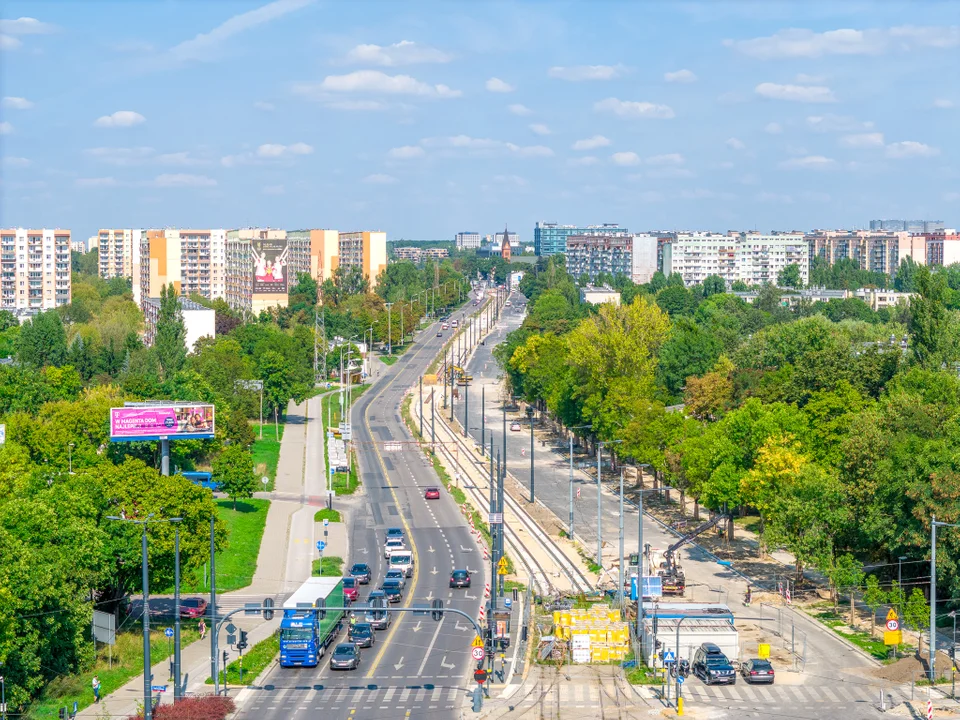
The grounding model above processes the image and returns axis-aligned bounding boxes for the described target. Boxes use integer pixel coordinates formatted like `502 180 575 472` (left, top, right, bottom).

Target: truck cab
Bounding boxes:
279 577 345 668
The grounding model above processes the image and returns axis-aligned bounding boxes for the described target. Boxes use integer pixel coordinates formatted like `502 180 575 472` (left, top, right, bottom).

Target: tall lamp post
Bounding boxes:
567 425 593 539
105 514 182 720
68 442 74 474
526 406 535 503
930 516 960 681
385 302 393 356
596 439 623 568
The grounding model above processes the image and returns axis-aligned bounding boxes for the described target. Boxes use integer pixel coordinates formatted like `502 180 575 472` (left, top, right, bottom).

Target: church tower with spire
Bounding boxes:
500 224 512 263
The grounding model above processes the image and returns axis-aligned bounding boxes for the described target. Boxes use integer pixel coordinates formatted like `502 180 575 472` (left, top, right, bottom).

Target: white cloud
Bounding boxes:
253 101 275 111
548 65 624 81
344 40 452 67
568 156 599 166
364 173 397 184
508 104 532 116
764 122 783 134
611 151 641 166
728 26 959 59
325 99 388 111
839 132 885 148
94 110 146 128
780 155 837 169
646 153 684 166
300 70 461 97
168 0 314 65
86 146 155 165
594 97 675 119
0 17 57 34
647 167 696 179
572 135 610 151
807 114 874 132
419 135 552 158
75 177 118 188
388 145 425 159
156 152 205 166
885 141 940 159
153 173 217 187
508 144 553 158
0 122 13 134
755 82 836 103
4 157 31 168
529 123 550 136
256 142 313 157
2 96 32 109
0 35 22 50
262 184 285 195
934 98 955 109
726 137 746 150
485 77 514 93
664 69 696 83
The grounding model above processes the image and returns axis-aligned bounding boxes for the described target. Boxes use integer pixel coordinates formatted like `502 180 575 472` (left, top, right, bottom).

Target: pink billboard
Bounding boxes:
110 404 215 440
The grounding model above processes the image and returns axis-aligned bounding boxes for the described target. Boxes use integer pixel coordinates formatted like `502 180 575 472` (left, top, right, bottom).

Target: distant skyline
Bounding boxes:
1 1 957 243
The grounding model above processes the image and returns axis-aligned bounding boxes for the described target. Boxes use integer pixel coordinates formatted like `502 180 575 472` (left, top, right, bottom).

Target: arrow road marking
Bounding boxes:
465 592 477 600
412 621 422 633
427 545 436 553
455 620 469 632
394 657 404 670
359 547 369 555
426 590 434 601
441 656 456 669
460 545 473 552
431 567 439 575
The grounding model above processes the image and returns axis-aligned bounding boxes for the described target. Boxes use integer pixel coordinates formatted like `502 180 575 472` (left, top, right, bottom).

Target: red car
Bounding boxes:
179 597 208 618
342 576 359 602
425 487 441 500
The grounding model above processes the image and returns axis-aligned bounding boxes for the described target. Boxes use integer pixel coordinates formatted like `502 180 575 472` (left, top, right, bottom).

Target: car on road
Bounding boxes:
450 569 471 588
342 576 359 602
510 422 522 432
505 300 512 306
436 331 443 337
425 486 441 499
365 593 392 630
741 659 775 684
347 622 376 648
381 580 403 603
384 538 406 559
384 569 406 590
349 563 372 585
179 597 208 618
330 643 361 670
385 528 405 542
692 643 737 685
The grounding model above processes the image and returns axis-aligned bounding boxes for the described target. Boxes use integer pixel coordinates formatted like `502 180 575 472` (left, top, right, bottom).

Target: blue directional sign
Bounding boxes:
164 627 173 638
504 598 512 608
317 540 326 552
677 676 685 685
663 650 675 664
642 575 664 599
151 685 167 693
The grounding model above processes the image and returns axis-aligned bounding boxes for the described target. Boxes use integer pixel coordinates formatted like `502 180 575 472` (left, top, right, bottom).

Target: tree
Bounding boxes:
701 275 726 297
909 265 954 368
894 256 920 292
656 285 696 317
731 280 749 292
656 318 722 399
155 283 187 378
777 264 802 289
684 356 735 420
15 310 68 368
213 445 256 509
904 587 930 654
0 310 16 332
825 553 864 620
862 575 887 637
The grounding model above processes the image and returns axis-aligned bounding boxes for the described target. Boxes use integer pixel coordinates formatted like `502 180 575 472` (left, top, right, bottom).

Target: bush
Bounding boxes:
128 695 235 719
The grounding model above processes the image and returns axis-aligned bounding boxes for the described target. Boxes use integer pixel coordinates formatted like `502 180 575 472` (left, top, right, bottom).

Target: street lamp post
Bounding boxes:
526 406 535 503
567 425 593 539
930 516 960 681
385 302 393 356
596 440 623 568
68 442 74 474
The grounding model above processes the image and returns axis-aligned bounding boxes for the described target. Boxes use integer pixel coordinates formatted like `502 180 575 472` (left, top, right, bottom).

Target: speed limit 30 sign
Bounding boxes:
472 646 486 661
886 618 899 631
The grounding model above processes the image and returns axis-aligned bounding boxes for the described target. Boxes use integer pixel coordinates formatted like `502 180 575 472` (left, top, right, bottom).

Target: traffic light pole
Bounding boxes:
173 527 181 701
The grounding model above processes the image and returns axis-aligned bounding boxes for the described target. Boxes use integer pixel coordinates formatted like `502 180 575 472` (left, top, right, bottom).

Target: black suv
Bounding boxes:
692 643 736 685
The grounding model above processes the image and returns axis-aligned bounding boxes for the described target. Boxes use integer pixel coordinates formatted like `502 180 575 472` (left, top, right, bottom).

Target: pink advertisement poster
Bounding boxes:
110 405 215 439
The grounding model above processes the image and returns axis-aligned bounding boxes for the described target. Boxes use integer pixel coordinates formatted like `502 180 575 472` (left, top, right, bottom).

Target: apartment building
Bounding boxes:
225 228 288 314
534 222 627 256
870 219 945 232
393 247 448 262
455 231 481 250
71 239 88 254
338 231 387 289
98 229 141 280
807 230 926 276
423 247 449 260
143 295 216 350
661 232 809 287
287 229 339 287
921 229 960 267
0 228 72 311
494 231 520 248
136 229 227 308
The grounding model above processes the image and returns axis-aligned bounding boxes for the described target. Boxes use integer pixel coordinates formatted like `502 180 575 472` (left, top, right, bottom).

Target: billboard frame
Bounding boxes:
110 403 216 442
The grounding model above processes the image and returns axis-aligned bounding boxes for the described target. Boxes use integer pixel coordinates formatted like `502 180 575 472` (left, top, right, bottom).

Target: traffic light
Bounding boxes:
263 597 275 621
222 650 229 667
431 599 444 621
238 630 248 651
59 708 66 720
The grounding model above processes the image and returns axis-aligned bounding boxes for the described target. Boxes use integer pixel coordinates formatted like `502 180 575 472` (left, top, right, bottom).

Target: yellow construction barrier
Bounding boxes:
552 606 631 664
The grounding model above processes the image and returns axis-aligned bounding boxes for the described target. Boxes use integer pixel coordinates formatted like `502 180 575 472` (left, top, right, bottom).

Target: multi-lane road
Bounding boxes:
235 290 493 720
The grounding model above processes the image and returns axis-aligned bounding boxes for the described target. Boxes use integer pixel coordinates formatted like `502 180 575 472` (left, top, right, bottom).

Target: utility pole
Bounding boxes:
313 307 319 383
497 453 505 597
419 376 423 439
385 302 393 356
141 526 152 719
527 406 535 503
464 380 469 439
481 385 485 456
597 443 603 568
173 526 181 701
619 469 625 610
431 389 435 452
210 516 218 696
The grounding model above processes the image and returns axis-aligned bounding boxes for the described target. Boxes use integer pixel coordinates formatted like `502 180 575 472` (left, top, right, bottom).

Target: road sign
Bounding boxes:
226 623 237 634
164 627 174 638
474 669 488 684
504 598 512 608
887 608 899 621
472 646 486 661
886 618 900 632
677 676 684 685
497 556 508 569
472 635 484 648
489 512 503 524
663 650 675 664
884 630 903 646
317 540 326 552
151 686 167 693
758 643 770 659
498 566 508 575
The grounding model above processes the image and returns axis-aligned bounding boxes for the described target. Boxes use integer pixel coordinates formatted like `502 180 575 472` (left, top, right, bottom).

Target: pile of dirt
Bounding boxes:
872 655 924 683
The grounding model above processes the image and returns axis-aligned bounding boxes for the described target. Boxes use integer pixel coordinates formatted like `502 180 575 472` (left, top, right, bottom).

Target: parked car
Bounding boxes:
179 597 208 618
510 422 522 432
741 659 775 684
349 563 372 585
692 643 737 685
384 538 406 559
384 569 407 590
381 580 403 603
330 643 361 670
342 576 359 602
425 486 441 500
348 622 376 648
450 569 472 588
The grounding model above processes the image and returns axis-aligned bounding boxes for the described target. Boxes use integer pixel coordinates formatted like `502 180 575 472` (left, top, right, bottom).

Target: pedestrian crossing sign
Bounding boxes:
472 635 484 648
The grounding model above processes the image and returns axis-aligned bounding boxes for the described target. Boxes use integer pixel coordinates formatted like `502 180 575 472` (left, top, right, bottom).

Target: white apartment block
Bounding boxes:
0 228 72 311
566 233 659 284
71 240 88 254
98 228 142 280
494 231 520 248
662 232 809 288
455 231 481 250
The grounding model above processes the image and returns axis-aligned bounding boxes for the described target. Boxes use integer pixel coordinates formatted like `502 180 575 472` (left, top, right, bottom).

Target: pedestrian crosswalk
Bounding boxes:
246 684 465 712
681 681 880 704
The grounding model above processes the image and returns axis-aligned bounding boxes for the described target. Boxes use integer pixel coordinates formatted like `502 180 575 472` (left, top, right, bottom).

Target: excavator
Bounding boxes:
648 512 729 596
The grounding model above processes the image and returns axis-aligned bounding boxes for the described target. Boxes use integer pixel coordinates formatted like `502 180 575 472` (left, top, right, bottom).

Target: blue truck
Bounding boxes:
279 577 345 668
180 471 222 492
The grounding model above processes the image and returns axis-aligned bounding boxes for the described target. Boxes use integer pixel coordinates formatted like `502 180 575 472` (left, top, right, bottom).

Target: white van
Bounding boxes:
389 550 415 578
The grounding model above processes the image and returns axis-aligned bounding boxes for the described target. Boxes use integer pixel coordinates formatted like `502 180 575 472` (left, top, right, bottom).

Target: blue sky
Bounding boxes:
1 1 957 243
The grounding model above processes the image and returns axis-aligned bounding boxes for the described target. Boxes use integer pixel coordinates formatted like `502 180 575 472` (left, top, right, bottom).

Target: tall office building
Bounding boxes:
338 231 387 289
137 229 227 307
662 232 809 287
287 229 339 287
534 222 627 256
455 231 481 250
0 228 72 311
98 229 141 280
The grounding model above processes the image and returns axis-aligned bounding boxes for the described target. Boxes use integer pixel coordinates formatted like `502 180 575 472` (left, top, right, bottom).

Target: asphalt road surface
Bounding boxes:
235 290 493 720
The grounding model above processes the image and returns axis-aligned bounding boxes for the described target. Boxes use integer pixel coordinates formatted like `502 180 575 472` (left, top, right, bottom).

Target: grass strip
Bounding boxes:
313 556 344 577
206 632 280 686
251 422 284 490
314 508 342 523
812 610 912 662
